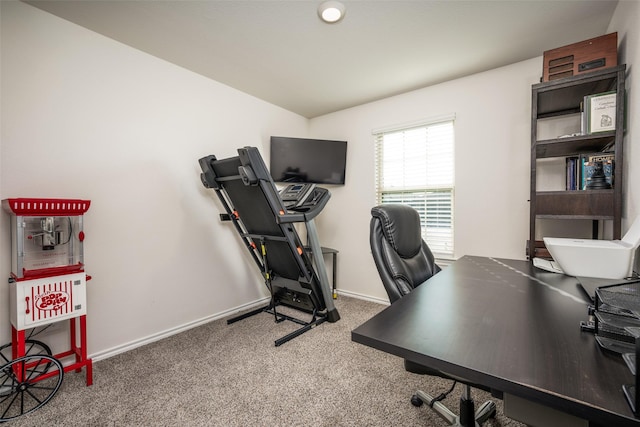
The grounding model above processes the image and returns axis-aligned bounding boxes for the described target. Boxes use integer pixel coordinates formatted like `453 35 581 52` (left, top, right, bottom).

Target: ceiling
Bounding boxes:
25 0 619 118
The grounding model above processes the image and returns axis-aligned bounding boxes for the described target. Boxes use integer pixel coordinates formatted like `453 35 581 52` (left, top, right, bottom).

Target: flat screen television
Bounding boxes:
269 136 347 185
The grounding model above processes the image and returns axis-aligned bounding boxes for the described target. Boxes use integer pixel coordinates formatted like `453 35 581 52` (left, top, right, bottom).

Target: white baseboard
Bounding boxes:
90 296 270 362
91 291 388 362
335 289 390 306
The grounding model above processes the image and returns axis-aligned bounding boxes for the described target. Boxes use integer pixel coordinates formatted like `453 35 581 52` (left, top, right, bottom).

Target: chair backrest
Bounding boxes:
370 204 441 304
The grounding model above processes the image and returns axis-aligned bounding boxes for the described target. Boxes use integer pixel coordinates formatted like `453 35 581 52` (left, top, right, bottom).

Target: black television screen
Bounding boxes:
269 136 347 185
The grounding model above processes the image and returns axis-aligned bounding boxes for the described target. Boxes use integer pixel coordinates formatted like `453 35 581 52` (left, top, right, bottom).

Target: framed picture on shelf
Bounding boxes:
585 91 616 134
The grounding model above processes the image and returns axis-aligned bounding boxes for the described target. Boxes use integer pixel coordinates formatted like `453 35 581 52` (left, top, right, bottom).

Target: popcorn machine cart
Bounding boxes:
1 198 92 422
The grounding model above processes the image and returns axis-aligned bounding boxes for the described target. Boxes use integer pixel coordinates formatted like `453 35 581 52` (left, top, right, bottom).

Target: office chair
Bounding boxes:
369 204 497 426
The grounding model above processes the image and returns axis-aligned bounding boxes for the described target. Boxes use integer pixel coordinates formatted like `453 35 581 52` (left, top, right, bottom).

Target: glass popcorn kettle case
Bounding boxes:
3 198 90 279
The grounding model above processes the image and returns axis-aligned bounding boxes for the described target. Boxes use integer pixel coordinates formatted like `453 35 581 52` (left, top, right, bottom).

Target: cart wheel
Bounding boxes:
0 340 53 362
0 354 63 421
0 340 54 373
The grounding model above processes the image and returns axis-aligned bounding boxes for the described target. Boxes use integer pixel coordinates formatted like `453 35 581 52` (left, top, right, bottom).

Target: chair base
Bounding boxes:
413 388 496 427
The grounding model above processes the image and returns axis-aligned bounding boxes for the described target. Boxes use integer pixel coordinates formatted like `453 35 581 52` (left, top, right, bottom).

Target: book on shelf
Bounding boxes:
581 98 587 135
580 153 614 190
565 156 580 190
584 91 616 134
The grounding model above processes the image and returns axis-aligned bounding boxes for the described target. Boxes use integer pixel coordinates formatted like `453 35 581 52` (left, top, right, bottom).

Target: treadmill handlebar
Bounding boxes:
198 155 219 189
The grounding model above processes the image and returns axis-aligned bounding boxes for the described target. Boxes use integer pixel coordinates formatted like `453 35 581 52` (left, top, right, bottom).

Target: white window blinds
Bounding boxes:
374 119 455 258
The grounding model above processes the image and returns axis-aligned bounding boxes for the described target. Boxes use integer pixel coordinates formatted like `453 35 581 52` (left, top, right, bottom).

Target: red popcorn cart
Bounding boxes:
1 198 92 421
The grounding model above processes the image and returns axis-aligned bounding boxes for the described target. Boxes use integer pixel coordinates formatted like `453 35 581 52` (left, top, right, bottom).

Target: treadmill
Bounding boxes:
199 146 340 346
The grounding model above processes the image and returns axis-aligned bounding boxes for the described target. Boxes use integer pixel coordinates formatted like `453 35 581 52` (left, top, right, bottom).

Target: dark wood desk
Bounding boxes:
352 256 640 427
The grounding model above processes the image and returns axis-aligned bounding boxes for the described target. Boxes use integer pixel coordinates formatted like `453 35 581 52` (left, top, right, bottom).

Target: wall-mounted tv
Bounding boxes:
269 136 347 185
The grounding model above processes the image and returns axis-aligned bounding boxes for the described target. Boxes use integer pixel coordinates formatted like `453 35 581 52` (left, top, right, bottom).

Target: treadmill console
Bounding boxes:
278 183 331 222
280 184 316 208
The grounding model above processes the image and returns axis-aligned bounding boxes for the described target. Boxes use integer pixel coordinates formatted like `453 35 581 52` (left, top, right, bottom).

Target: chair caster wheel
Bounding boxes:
411 394 424 407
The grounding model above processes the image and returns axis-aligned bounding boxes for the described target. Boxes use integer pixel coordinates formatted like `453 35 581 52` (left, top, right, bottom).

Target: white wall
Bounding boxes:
310 59 540 301
609 1 640 225
1 0 638 359
0 1 308 357
312 1 640 302
608 0 640 271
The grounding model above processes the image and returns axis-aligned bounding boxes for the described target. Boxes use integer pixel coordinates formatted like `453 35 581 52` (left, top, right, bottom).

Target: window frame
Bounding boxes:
373 116 455 260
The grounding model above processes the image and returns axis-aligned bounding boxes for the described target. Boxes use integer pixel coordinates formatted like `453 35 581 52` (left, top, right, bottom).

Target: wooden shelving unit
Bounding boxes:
528 64 626 259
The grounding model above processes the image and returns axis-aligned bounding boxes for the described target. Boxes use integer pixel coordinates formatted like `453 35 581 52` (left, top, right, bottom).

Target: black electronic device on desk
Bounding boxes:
580 281 640 352
578 280 640 417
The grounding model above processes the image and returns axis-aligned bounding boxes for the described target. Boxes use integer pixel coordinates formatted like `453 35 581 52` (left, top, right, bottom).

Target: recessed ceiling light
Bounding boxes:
318 1 345 24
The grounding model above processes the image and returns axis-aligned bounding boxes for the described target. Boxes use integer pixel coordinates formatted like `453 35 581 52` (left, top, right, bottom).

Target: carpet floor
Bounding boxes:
7 296 526 426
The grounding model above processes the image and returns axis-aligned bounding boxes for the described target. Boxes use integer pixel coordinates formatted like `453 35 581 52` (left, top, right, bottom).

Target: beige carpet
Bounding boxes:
8 296 525 426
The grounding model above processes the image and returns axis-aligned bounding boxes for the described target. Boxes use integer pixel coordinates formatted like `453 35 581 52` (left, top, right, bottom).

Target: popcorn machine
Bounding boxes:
1 198 92 421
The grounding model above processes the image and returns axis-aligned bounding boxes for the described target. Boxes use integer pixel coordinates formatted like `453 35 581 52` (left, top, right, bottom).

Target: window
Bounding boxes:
374 118 455 259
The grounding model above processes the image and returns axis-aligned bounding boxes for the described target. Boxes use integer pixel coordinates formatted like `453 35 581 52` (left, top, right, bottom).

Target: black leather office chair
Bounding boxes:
370 204 497 426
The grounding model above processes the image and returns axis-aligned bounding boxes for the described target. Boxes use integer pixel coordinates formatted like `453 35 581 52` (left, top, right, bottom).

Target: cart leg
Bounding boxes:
80 316 93 386
11 327 25 360
70 317 79 370
86 359 93 386
69 316 93 386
